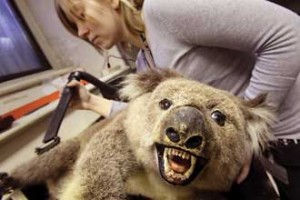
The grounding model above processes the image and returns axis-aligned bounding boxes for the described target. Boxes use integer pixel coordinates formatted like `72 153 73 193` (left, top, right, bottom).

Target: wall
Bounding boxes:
16 0 127 76
23 0 109 75
0 0 128 96
0 0 131 172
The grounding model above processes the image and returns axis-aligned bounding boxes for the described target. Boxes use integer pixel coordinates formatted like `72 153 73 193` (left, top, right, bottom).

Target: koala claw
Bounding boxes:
0 172 15 199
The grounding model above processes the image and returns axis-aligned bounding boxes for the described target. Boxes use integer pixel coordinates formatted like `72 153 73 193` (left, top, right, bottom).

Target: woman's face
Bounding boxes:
70 1 124 50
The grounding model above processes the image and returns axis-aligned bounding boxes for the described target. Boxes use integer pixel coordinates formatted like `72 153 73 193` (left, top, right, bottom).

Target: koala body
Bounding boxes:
1 70 275 200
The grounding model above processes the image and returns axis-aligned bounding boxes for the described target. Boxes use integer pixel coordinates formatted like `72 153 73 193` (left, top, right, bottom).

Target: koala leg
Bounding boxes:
4 138 80 191
60 115 138 200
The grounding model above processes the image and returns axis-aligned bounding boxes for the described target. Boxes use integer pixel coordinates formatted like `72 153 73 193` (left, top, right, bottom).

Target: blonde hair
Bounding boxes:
55 0 144 38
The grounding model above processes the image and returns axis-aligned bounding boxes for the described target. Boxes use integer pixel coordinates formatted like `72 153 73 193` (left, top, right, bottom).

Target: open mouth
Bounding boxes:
156 143 208 185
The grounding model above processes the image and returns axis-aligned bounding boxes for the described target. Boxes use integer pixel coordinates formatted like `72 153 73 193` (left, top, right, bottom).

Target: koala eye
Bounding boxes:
159 99 172 110
211 110 226 126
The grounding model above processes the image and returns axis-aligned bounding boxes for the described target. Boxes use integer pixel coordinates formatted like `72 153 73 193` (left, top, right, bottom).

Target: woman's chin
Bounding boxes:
96 41 114 51
93 45 109 54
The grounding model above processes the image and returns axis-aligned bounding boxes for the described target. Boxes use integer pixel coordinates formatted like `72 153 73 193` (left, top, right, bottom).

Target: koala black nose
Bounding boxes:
166 127 180 143
185 136 203 149
163 106 205 148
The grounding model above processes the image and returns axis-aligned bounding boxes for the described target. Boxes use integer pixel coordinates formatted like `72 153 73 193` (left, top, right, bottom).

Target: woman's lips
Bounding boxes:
90 36 98 44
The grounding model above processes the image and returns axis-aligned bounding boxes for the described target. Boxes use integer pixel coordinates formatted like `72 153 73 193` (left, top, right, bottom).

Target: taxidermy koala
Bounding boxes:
0 69 276 200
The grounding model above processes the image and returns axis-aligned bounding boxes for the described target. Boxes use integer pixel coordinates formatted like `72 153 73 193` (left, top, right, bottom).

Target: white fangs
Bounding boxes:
163 147 196 182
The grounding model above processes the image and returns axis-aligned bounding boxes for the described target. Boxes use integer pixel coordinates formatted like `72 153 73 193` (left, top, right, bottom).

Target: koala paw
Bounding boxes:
0 172 15 198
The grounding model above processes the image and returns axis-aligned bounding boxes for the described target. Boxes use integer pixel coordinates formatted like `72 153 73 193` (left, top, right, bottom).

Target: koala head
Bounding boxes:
120 69 274 191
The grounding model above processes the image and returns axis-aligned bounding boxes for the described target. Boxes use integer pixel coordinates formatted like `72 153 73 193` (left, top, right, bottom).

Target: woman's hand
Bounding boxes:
67 80 91 110
236 146 253 184
66 80 113 117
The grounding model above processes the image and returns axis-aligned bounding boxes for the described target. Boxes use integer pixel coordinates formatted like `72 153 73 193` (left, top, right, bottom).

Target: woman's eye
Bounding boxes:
77 12 86 20
159 99 172 110
211 110 226 126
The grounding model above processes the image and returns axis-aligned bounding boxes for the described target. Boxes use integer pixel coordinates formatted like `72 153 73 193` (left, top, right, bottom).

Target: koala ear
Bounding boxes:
118 69 181 101
241 94 276 154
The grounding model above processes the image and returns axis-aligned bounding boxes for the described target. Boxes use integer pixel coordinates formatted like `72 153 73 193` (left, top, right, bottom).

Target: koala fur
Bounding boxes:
1 69 275 200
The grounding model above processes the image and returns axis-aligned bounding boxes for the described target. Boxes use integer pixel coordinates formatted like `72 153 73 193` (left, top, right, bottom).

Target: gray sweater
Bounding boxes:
114 0 300 139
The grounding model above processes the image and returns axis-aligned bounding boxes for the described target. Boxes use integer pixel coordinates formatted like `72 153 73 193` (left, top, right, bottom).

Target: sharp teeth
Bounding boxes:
184 155 196 178
164 148 171 173
166 148 192 160
191 155 196 165
180 153 184 159
183 152 190 160
179 152 182 157
162 147 198 182
172 149 175 155
186 153 190 160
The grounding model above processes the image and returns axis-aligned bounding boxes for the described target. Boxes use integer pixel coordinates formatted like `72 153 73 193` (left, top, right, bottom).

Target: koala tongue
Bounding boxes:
170 159 189 174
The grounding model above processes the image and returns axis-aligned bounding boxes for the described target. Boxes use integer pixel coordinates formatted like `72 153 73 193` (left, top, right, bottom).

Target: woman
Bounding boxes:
55 0 300 199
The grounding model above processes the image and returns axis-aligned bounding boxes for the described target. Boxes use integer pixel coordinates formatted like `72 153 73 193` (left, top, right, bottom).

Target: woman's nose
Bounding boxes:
77 25 89 39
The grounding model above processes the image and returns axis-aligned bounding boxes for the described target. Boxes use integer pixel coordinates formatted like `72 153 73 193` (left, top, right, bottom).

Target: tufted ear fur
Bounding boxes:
118 69 181 101
241 94 276 154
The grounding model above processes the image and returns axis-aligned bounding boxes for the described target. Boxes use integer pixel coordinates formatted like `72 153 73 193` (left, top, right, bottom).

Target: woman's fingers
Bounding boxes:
67 80 81 87
65 80 91 109
236 146 253 184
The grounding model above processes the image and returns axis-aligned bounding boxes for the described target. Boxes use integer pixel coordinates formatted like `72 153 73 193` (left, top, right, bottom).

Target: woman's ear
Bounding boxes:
110 0 120 9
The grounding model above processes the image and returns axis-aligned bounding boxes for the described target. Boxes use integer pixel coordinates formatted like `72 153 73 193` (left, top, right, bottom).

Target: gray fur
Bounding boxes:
11 138 80 187
2 69 275 200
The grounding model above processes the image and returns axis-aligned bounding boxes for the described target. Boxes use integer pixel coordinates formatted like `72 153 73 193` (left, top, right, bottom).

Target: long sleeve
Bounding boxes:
147 0 300 108
109 100 128 117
